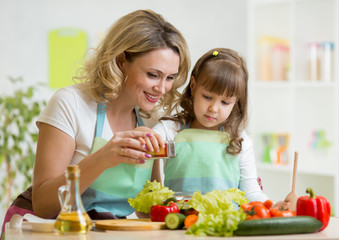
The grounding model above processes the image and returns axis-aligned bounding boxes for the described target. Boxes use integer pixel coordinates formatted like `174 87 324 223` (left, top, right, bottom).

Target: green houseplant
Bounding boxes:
0 77 46 208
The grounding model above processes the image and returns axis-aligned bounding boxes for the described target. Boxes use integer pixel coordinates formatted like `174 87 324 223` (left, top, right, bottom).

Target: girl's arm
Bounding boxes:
238 132 270 203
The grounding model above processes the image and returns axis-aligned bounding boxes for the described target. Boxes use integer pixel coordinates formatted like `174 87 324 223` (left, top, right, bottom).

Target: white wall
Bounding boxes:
0 0 248 93
0 0 248 227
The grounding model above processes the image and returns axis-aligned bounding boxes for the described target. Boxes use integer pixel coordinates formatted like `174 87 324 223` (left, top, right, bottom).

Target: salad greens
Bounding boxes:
128 180 174 213
186 188 249 237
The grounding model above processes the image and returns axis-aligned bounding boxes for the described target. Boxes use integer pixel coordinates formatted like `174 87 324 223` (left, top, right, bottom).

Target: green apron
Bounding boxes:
82 104 153 217
164 128 240 193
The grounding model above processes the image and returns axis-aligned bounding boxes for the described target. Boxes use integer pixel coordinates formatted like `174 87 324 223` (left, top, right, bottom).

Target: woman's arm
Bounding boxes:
32 123 154 218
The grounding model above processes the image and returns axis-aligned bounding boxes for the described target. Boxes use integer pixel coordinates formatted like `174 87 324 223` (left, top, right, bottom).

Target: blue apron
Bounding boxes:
81 105 153 217
164 127 240 193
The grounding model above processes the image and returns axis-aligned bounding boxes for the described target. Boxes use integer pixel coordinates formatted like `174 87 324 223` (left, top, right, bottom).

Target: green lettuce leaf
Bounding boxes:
186 188 249 237
188 188 249 214
128 180 174 213
186 209 246 237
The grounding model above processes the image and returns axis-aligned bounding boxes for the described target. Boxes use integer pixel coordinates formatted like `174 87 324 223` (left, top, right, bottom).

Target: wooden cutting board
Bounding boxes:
95 219 166 231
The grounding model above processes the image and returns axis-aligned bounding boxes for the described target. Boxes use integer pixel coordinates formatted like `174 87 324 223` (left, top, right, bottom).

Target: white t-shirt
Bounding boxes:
153 120 269 203
36 84 114 165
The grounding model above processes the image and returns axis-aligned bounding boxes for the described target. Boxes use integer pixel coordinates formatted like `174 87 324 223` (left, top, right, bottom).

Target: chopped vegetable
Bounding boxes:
184 214 198 229
128 180 174 213
296 187 331 231
165 213 186 229
150 198 179 222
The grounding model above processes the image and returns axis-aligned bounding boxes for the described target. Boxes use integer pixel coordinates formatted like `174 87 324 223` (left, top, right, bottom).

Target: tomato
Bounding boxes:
241 200 272 220
270 207 296 217
263 199 274 209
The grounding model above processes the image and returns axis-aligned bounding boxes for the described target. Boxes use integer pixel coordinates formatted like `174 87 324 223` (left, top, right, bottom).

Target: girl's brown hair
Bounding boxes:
164 48 248 155
74 9 190 118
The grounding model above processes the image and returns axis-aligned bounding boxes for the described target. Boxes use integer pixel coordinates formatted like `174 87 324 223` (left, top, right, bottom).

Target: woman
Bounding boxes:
2 9 190 229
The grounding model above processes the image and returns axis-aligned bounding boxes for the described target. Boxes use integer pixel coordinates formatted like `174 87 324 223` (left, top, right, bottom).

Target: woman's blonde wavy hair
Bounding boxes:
163 48 248 155
75 9 190 118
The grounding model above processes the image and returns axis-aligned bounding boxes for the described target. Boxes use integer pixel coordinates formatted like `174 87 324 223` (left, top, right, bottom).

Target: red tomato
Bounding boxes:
270 207 296 217
241 200 272 220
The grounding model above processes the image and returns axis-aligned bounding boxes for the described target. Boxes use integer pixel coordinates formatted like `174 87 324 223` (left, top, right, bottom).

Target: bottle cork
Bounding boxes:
67 165 80 180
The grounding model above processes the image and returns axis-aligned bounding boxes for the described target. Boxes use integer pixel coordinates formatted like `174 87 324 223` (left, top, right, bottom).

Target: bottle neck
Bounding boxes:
65 172 86 212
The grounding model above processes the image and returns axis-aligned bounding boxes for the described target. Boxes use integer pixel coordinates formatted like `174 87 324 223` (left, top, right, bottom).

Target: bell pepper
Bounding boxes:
270 206 296 217
150 197 179 222
296 187 331 231
241 199 273 220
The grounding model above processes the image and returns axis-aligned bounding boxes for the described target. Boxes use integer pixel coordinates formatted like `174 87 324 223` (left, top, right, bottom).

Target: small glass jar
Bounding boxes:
321 41 335 82
307 42 322 81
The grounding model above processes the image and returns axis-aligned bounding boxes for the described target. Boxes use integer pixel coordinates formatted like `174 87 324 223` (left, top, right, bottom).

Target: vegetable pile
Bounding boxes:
241 199 296 219
185 188 248 237
129 182 331 236
150 197 179 222
128 180 174 214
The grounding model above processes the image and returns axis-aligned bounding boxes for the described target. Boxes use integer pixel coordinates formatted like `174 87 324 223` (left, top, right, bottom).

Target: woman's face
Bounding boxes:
120 48 180 111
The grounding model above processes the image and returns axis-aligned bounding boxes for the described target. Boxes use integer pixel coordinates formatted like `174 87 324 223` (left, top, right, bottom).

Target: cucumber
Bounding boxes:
165 213 186 230
234 216 322 236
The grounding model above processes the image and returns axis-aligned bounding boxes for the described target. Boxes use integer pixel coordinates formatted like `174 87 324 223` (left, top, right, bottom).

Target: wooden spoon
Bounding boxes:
284 151 298 211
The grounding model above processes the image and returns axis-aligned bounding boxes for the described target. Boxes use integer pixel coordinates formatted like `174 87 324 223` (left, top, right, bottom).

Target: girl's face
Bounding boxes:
190 78 237 130
120 48 180 111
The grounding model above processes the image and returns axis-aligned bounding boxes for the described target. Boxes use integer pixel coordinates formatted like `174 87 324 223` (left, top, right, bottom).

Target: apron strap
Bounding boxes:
95 105 145 138
135 107 145 127
95 104 106 138
179 122 191 130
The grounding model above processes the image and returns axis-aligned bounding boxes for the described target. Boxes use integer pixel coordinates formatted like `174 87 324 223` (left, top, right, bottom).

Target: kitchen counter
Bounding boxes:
4 217 339 240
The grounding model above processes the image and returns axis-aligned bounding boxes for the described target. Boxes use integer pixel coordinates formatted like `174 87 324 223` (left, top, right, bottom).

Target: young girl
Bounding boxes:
150 48 269 203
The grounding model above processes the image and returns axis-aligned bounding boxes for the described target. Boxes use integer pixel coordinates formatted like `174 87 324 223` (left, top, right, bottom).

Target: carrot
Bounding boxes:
184 214 198 229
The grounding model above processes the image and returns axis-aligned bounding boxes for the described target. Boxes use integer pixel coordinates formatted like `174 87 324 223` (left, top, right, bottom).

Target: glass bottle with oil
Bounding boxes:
55 165 92 234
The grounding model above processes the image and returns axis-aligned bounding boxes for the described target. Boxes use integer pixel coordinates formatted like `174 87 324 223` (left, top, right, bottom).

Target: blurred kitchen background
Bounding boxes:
0 0 338 227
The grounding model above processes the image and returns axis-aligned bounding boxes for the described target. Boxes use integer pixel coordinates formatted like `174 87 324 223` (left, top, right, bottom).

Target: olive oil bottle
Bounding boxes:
55 165 92 234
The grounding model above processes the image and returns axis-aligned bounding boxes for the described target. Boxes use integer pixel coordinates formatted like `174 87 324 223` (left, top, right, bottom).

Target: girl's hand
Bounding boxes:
134 126 165 153
273 200 291 210
96 130 155 167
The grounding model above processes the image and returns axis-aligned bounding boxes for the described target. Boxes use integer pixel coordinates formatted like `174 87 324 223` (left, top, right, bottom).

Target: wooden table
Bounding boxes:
4 217 339 240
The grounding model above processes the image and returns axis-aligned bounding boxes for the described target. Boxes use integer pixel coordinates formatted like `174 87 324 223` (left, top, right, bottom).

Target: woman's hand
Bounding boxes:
135 126 165 153
95 129 156 167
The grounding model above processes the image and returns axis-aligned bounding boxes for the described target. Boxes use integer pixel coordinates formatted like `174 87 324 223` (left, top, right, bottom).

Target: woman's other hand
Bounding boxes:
95 129 157 167
135 126 165 153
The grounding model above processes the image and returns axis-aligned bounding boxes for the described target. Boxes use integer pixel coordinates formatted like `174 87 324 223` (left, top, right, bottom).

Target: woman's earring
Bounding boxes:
123 76 128 85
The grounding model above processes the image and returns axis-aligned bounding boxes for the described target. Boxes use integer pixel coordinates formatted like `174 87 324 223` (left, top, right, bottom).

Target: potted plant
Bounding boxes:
0 77 46 208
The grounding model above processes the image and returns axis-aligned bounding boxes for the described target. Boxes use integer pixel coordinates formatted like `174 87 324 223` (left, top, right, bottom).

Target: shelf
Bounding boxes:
251 81 290 88
252 81 336 88
256 162 336 177
249 0 338 216
294 81 336 88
